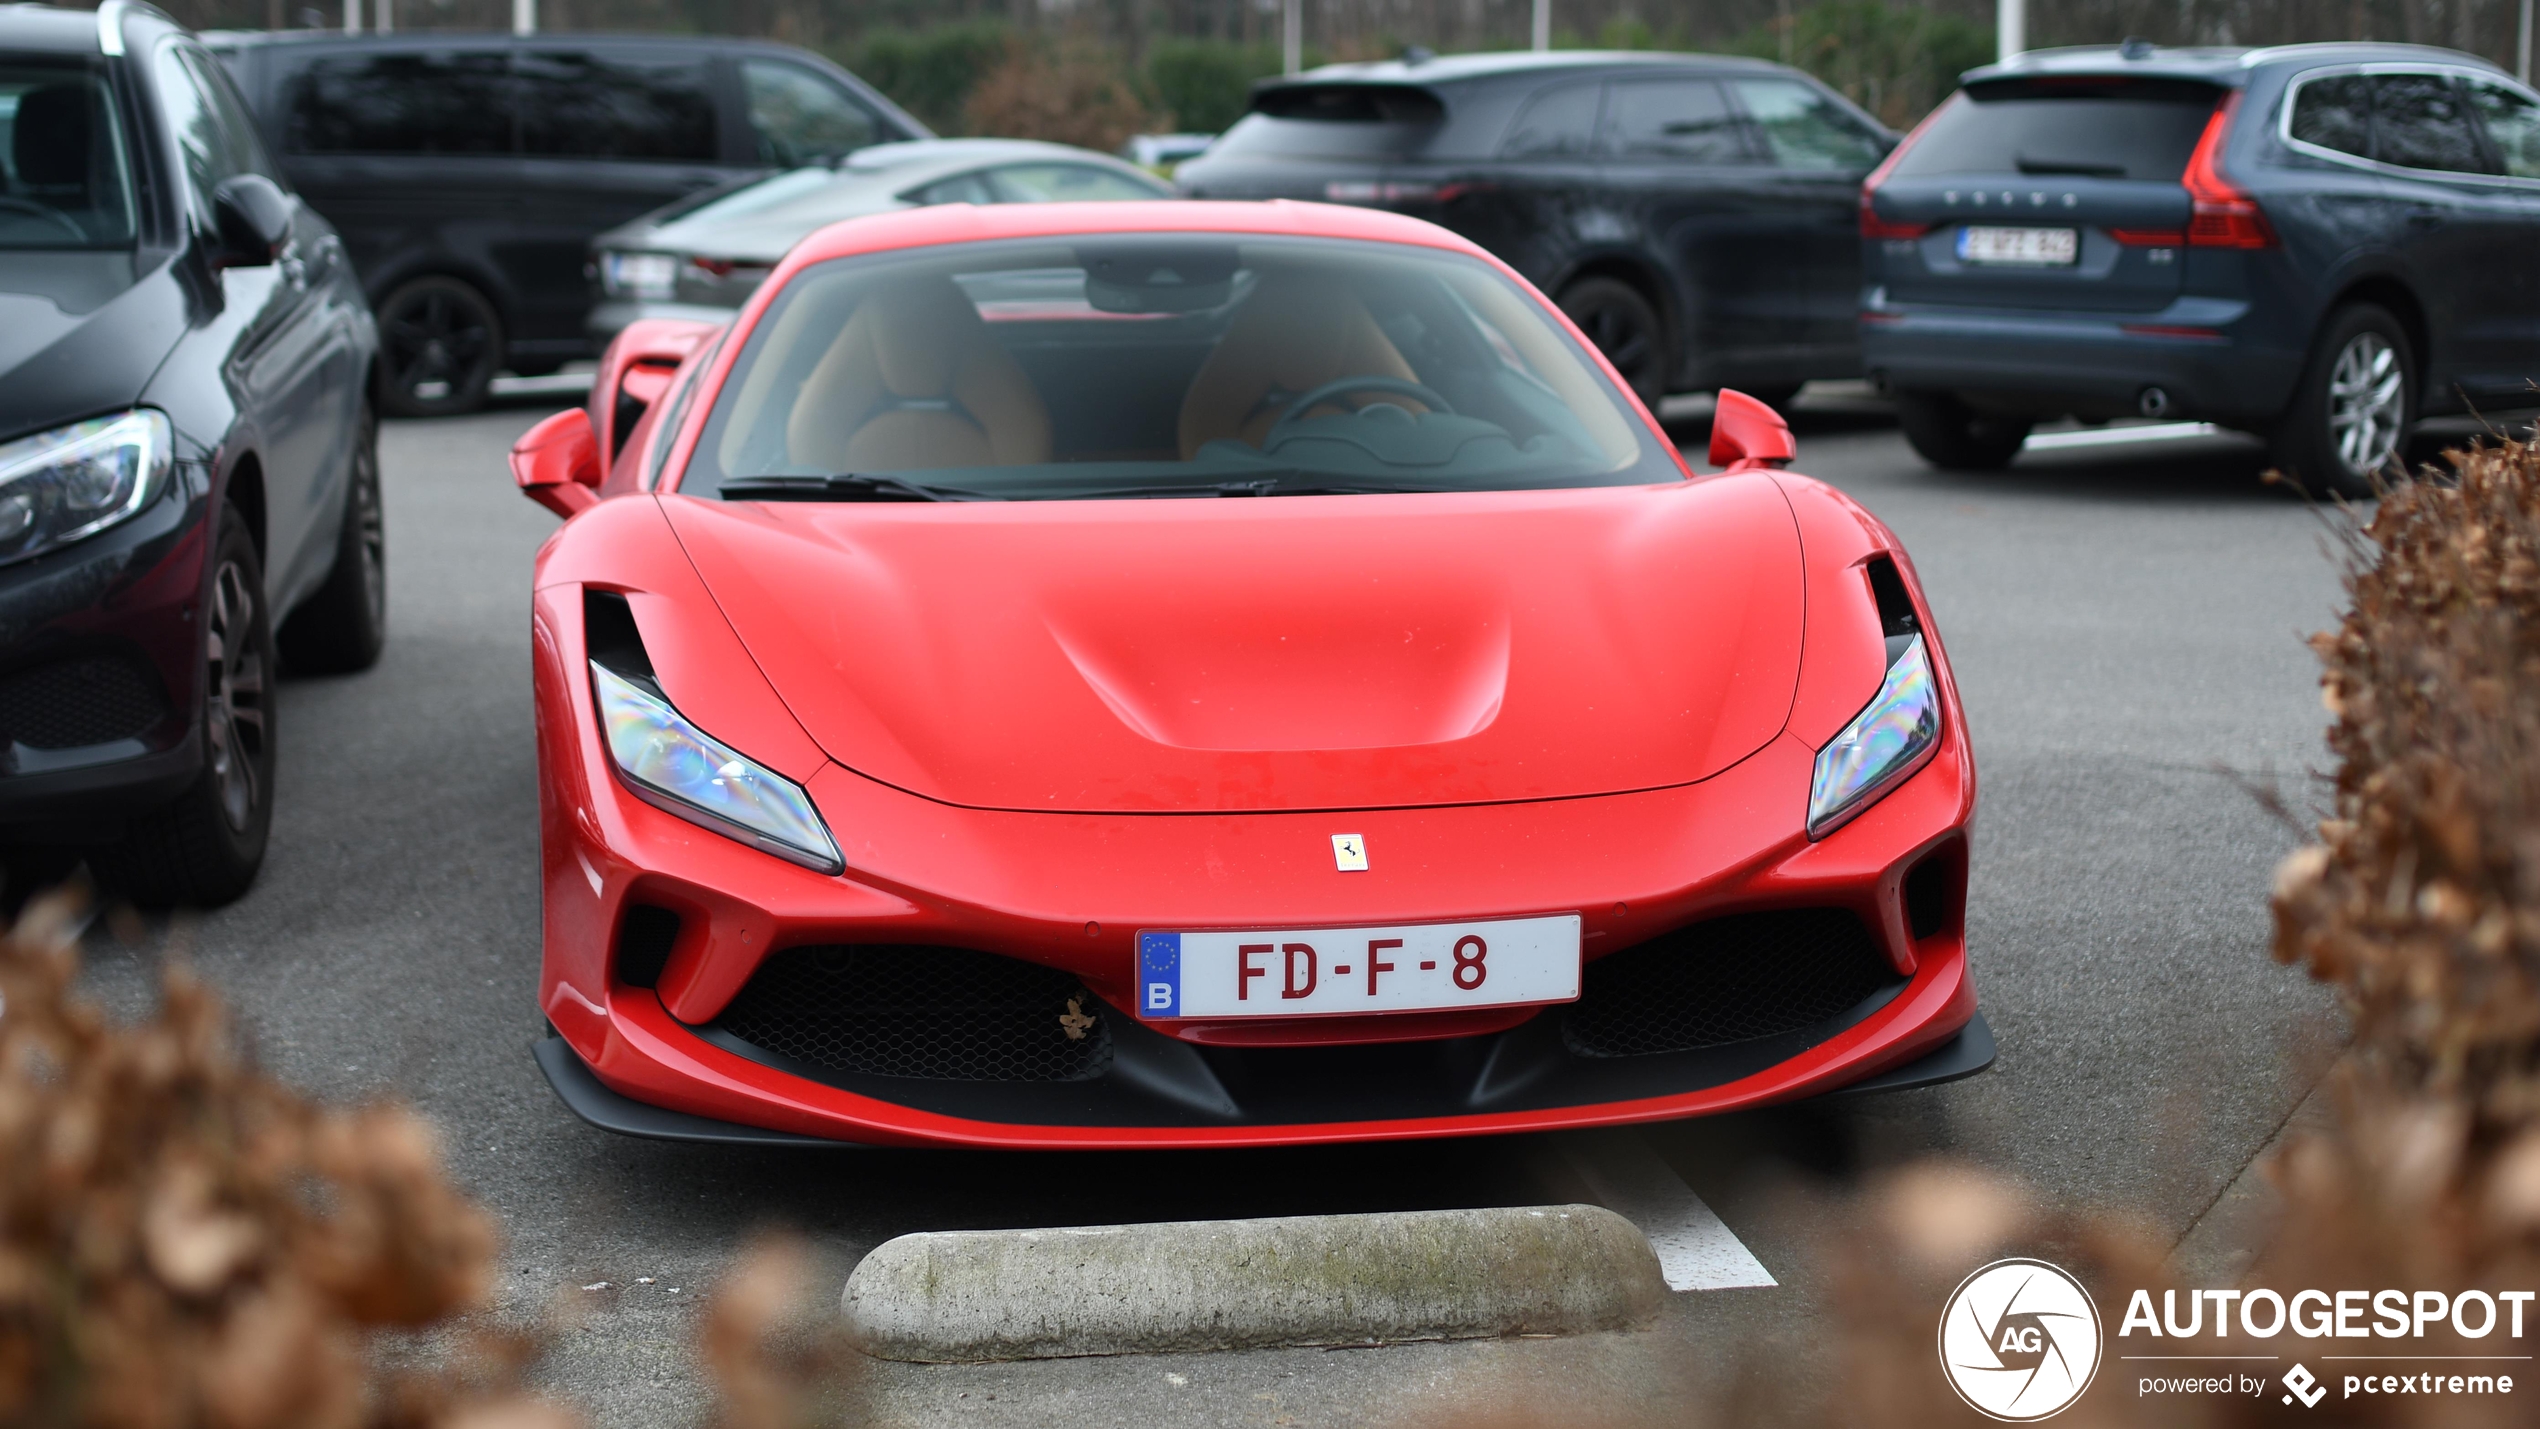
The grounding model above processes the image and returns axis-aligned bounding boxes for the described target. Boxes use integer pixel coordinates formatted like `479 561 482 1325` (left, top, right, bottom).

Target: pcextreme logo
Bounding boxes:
1938 1259 2104 1421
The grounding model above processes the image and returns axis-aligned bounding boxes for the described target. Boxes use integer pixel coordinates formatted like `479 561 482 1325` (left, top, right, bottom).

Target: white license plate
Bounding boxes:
1136 914 1581 1019
1957 226 2079 266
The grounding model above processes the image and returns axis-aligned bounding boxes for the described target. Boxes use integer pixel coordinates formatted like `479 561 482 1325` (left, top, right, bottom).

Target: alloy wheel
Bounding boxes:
351 427 386 625
2327 330 2406 481
385 288 493 403
204 558 269 832
1578 302 1653 374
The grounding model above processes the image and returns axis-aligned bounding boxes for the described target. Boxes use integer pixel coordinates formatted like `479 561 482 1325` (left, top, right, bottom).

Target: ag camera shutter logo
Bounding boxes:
1939 1258 2104 1420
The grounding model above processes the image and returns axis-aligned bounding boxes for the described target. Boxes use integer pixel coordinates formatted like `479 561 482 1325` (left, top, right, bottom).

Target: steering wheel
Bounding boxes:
1263 376 1456 445
0 197 86 242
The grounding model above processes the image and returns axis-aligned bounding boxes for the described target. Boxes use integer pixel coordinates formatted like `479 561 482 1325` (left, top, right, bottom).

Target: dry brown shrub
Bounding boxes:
2273 435 2540 1127
960 38 1161 154
0 897 570 1429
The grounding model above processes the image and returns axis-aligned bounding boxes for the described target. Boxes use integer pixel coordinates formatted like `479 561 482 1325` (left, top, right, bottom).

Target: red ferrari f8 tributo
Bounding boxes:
517 200 1989 1149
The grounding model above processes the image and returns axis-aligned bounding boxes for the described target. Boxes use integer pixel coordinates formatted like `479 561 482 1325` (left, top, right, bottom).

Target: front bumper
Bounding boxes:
1860 294 2303 425
0 481 206 837
537 616 1983 1147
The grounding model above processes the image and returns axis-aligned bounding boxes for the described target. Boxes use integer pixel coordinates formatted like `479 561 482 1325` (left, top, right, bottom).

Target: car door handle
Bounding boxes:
2406 207 2445 228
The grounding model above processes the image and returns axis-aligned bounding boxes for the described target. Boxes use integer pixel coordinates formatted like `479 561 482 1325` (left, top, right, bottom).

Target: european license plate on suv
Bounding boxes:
1957 226 2079 266
1136 914 1581 1019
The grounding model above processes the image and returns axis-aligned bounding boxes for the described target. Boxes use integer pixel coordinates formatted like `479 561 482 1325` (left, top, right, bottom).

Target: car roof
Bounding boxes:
0 2 135 53
1265 48 1792 89
195 26 819 57
1962 40 2509 87
782 198 1490 273
839 138 1138 174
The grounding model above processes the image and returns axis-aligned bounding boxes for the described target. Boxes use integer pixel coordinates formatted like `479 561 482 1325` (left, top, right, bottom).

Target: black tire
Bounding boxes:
2270 302 2414 501
377 275 504 418
1559 277 1670 408
1894 390 2032 471
91 506 276 907
278 400 386 674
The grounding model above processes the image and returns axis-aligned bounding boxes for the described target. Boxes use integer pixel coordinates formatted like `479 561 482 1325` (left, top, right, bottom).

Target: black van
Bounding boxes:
205 32 926 415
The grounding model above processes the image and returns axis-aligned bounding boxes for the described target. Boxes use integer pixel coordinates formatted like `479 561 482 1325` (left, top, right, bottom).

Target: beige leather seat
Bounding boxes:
785 279 1052 471
1176 270 1422 459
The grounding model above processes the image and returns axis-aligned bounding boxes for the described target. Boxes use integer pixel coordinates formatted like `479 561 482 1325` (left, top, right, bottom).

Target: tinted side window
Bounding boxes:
1499 83 1599 159
2464 78 2540 179
986 163 1165 201
1602 80 1746 163
909 172 997 205
2289 73 2373 158
180 48 278 180
285 50 511 155
518 50 715 161
2372 73 2491 174
1730 78 1885 170
742 59 878 166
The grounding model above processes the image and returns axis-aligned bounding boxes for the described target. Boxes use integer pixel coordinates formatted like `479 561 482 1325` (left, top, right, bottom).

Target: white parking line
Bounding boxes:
1558 1129 1777 1292
2021 421 2231 452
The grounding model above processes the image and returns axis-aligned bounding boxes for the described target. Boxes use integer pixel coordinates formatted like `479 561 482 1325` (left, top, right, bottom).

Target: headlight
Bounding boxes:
600 251 679 302
1808 634 1940 837
0 409 174 566
591 661 841 873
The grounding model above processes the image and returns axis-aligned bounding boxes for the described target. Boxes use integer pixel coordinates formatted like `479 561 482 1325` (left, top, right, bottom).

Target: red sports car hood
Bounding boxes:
659 477 1804 813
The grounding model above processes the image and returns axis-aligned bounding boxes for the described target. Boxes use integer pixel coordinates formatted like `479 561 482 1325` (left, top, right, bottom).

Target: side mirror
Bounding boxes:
1709 389 1797 473
210 174 292 268
589 317 721 461
513 408 602 518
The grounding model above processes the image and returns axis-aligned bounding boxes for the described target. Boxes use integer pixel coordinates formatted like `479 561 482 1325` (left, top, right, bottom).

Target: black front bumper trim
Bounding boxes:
1834 1010 1996 1096
532 1035 865 1148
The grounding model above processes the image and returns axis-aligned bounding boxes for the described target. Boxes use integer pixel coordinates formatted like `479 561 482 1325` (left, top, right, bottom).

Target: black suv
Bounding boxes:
204 30 926 415
1175 51 1897 407
0 2 382 905
1860 42 2540 494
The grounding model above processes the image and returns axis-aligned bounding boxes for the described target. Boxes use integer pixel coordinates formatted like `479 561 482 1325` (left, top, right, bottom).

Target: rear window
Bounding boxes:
1211 85 1444 160
1892 80 2221 182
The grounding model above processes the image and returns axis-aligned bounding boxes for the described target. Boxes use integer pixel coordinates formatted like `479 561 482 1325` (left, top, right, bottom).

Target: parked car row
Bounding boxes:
1185 42 2540 495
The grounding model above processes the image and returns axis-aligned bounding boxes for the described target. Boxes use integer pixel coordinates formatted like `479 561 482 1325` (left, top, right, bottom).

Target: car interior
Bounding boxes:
0 69 135 248
696 236 1663 498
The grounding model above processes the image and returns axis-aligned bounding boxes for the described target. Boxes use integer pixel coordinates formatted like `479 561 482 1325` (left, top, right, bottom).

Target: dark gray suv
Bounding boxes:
1859 42 2540 495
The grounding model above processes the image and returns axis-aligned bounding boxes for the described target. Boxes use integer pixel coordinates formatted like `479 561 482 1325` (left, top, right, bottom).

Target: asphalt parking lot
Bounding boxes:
73 386 2370 1425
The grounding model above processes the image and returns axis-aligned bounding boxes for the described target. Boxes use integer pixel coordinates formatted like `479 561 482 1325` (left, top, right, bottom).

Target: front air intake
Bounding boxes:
712 945 1112 1082
1562 909 1897 1058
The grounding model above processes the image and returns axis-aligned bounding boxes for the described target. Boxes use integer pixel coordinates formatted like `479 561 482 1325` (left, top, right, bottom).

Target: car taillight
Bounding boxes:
1857 95 1952 240
1860 189 1929 240
2184 91 2276 249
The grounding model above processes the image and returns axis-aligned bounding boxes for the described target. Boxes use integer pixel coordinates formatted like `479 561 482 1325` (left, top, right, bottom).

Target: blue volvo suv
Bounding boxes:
1859 42 2540 495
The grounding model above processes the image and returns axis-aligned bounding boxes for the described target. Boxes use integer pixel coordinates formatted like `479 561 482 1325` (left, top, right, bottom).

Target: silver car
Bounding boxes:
587 139 1174 344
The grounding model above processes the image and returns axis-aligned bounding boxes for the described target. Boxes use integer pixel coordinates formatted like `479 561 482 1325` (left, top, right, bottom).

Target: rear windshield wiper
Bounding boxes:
718 473 995 503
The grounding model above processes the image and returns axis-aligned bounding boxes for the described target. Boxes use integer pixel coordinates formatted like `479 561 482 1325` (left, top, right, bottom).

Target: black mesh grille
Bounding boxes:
1562 909 1895 1058
0 655 168 749
713 945 1111 1082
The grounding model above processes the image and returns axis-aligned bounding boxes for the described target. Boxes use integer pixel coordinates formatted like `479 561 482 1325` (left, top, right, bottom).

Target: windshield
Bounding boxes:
0 59 138 249
682 235 1673 501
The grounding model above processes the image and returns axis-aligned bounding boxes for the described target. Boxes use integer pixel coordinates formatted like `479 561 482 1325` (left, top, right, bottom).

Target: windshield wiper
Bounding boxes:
719 473 994 503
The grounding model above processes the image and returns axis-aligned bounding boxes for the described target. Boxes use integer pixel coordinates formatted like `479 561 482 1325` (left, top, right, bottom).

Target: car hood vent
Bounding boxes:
659 479 1806 813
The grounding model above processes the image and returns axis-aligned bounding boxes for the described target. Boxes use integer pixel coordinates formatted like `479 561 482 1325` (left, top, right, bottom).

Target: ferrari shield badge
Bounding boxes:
1331 834 1368 871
